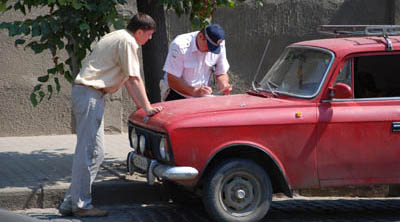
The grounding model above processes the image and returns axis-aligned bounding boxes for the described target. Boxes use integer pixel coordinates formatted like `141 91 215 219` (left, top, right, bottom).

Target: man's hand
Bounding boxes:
218 83 232 95
193 86 212 97
144 105 163 116
216 73 232 95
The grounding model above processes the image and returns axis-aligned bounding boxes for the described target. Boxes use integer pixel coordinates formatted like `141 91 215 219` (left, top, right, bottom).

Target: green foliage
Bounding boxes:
0 0 127 106
0 0 262 107
160 0 263 29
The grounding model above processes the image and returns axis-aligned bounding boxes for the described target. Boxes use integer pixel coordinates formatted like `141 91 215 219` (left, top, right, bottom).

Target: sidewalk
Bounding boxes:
0 134 164 210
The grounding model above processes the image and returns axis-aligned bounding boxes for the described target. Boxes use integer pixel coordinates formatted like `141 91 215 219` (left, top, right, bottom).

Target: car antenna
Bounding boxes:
252 39 271 92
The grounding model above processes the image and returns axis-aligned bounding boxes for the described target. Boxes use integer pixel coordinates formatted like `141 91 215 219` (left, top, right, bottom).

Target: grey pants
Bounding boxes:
60 84 105 210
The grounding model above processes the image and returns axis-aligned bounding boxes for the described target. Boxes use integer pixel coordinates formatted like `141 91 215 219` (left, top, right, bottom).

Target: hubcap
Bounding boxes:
236 189 246 199
223 176 255 211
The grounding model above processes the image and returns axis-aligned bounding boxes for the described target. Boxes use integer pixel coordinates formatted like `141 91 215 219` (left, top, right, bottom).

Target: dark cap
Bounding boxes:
204 24 225 54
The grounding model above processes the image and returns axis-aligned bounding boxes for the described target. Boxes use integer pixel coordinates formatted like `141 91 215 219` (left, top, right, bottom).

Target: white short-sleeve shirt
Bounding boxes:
162 31 230 88
75 29 140 93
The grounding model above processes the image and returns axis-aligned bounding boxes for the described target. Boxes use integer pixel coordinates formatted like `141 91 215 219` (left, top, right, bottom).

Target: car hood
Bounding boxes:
129 94 313 131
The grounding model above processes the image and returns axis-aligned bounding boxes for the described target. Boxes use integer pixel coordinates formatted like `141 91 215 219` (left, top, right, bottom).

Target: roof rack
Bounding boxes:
318 25 400 51
318 25 400 36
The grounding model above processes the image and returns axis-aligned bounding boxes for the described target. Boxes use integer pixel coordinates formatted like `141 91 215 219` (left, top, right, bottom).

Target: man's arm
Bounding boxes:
125 76 162 116
168 73 212 97
215 73 232 95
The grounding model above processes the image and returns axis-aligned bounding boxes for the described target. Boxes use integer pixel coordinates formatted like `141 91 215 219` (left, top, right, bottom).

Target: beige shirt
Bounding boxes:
75 29 140 93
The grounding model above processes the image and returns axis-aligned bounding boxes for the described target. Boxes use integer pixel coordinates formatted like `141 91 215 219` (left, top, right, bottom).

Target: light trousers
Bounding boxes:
60 84 105 210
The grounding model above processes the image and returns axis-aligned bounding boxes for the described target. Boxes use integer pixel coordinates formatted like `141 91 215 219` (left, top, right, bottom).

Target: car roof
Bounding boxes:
292 36 400 57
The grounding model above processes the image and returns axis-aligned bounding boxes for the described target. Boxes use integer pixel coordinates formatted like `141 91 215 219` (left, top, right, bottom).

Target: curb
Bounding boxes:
0 179 164 211
298 185 396 198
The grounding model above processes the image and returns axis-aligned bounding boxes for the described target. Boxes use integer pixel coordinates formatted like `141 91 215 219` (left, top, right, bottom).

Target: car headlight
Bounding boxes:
131 129 138 150
159 137 170 161
139 135 146 154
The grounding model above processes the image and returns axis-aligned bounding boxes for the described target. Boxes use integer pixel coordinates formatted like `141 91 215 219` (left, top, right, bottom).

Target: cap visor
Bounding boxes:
207 41 221 54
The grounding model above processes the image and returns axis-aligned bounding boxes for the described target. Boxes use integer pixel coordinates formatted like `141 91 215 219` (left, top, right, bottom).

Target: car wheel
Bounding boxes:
203 158 272 222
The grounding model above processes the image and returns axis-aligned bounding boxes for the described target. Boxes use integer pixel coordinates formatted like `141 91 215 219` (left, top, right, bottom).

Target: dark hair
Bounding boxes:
127 13 156 32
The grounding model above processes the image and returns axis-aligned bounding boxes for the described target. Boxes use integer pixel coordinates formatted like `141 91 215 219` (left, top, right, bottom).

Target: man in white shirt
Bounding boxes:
161 24 232 101
58 13 162 217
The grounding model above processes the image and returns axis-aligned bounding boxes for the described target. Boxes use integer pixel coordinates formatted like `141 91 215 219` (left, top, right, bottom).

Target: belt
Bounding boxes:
75 83 106 94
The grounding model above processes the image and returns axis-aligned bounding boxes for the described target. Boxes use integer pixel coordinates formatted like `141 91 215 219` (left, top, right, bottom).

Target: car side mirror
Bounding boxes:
328 83 352 99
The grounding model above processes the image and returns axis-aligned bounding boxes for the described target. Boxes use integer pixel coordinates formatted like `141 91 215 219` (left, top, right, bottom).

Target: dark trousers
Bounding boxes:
165 89 186 101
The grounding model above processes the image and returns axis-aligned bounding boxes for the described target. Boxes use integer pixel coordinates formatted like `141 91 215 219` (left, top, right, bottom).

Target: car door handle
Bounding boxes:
392 122 400 132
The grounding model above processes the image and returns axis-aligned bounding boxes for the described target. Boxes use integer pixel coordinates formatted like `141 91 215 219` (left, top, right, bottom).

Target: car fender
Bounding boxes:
198 141 293 197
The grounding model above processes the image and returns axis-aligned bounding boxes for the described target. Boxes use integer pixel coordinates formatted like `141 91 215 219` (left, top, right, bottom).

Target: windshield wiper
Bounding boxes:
249 82 278 98
247 89 270 98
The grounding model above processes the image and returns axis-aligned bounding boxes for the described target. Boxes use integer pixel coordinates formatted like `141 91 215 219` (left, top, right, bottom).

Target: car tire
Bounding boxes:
126 152 133 175
203 158 272 222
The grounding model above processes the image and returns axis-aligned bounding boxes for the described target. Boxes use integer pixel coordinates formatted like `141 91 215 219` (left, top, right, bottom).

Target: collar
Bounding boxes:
126 29 139 49
191 31 201 54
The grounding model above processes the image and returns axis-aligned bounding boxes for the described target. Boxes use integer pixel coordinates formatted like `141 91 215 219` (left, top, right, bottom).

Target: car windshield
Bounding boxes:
258 47 333 98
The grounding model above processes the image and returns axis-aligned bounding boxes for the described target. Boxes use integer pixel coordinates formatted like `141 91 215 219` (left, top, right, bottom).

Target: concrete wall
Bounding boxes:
0 0 397 136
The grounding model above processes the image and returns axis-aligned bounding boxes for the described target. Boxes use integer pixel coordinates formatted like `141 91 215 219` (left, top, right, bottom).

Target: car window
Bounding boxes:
260 47 333 98
334 54 400 100
335 59 352 87
354 54 400 99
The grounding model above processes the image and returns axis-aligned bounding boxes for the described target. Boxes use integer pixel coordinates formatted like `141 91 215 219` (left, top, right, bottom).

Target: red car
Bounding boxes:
126 25 400 222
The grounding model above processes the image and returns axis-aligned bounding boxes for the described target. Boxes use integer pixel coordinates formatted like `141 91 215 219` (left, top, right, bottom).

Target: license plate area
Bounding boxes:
133 155 150 171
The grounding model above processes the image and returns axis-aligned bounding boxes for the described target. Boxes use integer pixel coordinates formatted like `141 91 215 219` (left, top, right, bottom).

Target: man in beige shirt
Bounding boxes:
59 13 162 217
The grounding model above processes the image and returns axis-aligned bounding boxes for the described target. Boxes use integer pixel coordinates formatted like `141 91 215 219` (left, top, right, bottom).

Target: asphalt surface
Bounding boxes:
14 197 400 222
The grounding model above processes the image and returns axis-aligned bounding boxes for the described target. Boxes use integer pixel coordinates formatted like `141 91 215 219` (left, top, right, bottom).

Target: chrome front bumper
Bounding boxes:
127 151 198 185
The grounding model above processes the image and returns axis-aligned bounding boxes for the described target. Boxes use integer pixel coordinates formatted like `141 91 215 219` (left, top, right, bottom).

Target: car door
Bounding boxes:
317 55 400 187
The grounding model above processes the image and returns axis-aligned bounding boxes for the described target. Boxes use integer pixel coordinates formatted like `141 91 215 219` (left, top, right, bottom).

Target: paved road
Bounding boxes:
14 197 400 222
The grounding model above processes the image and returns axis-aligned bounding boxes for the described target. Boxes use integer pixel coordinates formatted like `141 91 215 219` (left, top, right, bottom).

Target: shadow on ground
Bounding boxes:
24 198 400 222
266 198 400 222
0 150 124 190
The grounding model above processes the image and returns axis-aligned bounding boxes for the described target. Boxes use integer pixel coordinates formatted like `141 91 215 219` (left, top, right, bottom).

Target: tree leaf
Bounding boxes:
38 91 45 102
72 0 82 9
47 85 53 100
58 0 67 6
0 22 9 29
28 42 46 54
33 84 42 92
21 23 30 35
49 17 59 32
79 23 89 31
30 92 38 107
54 77 61 92
38 75 49 83
31 21 40 37
14 39 25 47
40 20 50 36
47 67 57 74
9 24 19 36
64 71 73 83
56 39 64 49
0 2 7 11
113 19 125 30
